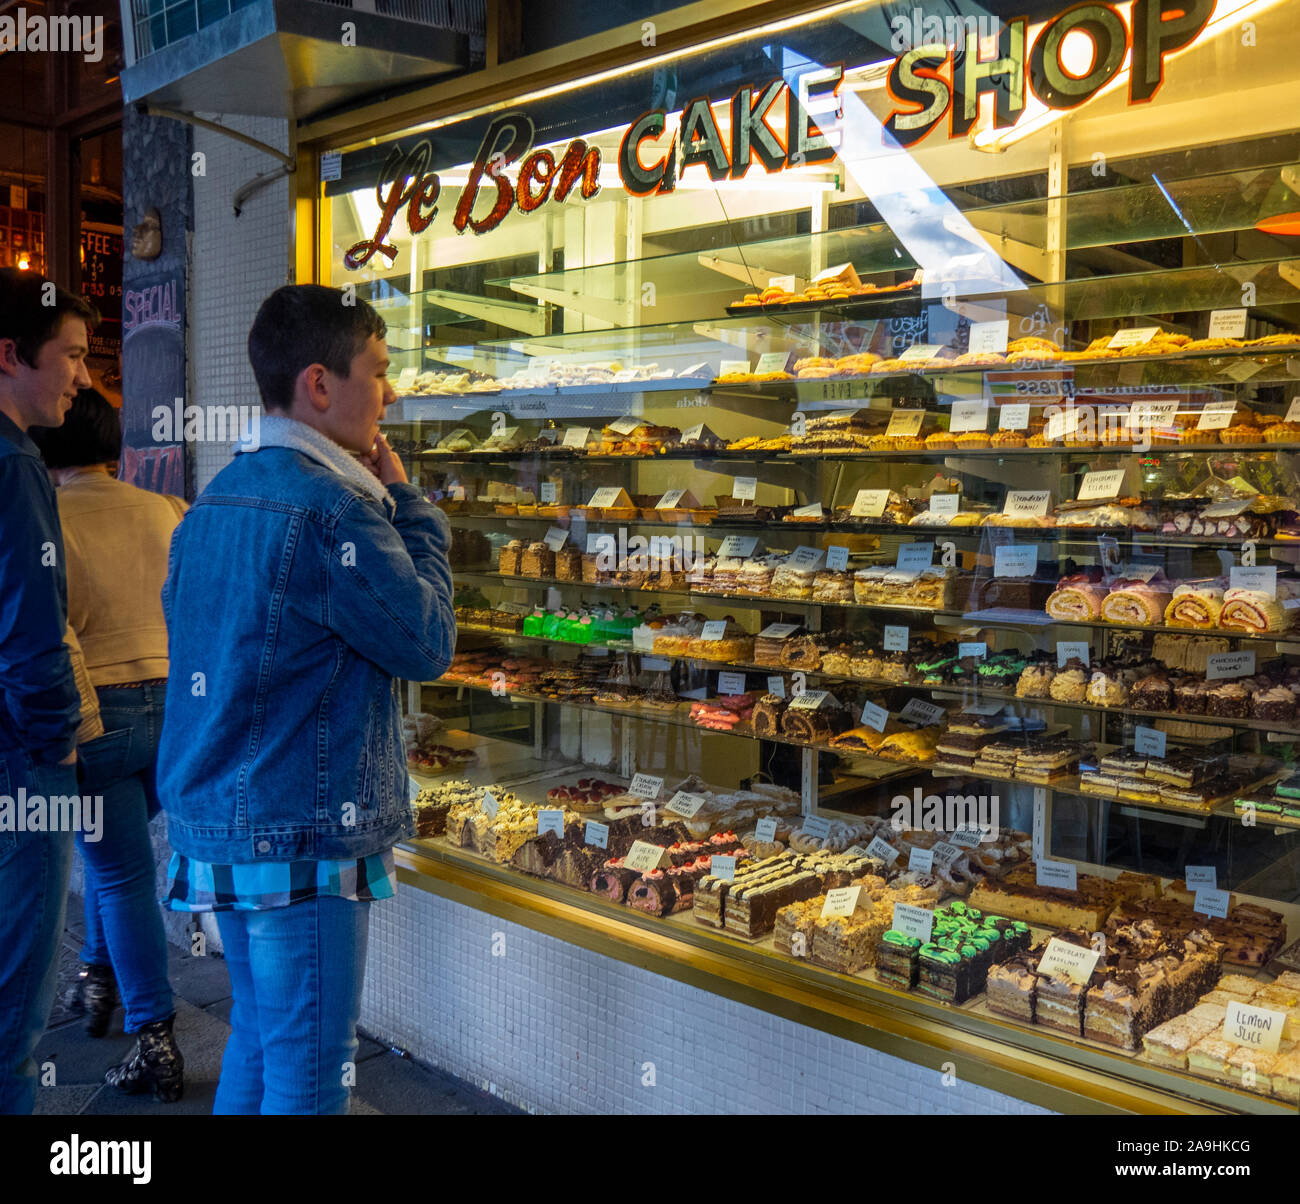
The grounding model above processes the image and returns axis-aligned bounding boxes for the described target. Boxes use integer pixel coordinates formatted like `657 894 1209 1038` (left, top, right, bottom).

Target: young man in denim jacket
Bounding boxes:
0 269 97 1114
158 284 455 1114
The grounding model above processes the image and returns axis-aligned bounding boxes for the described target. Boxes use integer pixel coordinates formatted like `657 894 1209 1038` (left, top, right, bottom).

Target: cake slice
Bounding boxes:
774 895 824 957
875 930 923 989
1187 1034 1237 1084
1271 1046 1300 1104
916 942 976 1003
1142 1013 1218 1070
986 957 1038 1023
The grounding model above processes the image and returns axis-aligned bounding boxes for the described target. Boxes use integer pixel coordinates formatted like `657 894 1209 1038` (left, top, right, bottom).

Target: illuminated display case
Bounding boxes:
316 1 1300 1113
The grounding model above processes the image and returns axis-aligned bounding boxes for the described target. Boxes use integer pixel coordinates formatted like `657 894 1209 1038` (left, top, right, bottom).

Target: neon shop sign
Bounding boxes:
885 0 1213 146
344 68 843 268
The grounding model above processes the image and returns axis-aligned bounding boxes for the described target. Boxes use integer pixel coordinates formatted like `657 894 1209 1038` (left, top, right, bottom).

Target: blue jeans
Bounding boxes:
76 684 173 1032
0 754 76 1114
214 897 370 1115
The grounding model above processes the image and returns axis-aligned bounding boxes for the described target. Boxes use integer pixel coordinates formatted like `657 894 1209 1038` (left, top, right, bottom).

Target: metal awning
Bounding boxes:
119 0 473 120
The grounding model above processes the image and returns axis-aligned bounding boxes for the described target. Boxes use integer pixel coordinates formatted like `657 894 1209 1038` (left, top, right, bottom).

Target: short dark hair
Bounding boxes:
0 268 99 367
248 284 386 412
30 388 121 467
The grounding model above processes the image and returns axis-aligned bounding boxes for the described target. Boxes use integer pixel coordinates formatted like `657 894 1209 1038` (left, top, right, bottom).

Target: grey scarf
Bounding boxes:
246 415 393 513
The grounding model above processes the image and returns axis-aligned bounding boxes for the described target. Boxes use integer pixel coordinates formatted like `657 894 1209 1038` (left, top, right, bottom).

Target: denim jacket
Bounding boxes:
158 421 455 861
0 411 81 763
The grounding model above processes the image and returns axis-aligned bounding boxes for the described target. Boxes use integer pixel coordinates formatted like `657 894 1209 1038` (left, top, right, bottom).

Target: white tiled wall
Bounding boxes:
360 882 1055 1115
190 114 291 495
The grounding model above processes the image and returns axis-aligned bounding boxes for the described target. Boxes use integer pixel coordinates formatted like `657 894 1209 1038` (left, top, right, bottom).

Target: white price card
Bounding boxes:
539 482 558 503
897 542 934 571
898 343 942 363
1004 489 1051 517
656 489 686 509
624 841 669 873
756 351 794 373
932 841 962 867
709 854 737 881
1036 859 1078 891
700 620 728 641
886 410 926 437
1194 888 1231 920
1036 937 1100 985
865 836 901 865
821 886 864 918
758 623 800 640
1230 565 1277 597
719 359 751 376
732 476 758 501
1223 1001 1287 1055
1129 399 1180 429
929 493 961 517
319 152 343 182
1134 725 1167 758
792 503 824 518
1223 359 1262 383
801 815 832 840
1206 650 1256 680
1045 408 1079 441
395 366 419 391
851 489 891 518
537 809 565 837
1200 498 1253 518
1032 787 1047 861
1197 401 1236 430
632 627 656 653
587 486 624 508
1287 395 1300 424
588 533 615 556
1185 865 1217 889
584 821 609 849
958 642 987 660
754 817 779 842
717 671 747 696
950 399 989 433
994 544 1038 577
607 416 641 436
908 847 935 874
790 546 826 570
883 625 909 652
1108 326 1161 349
950 826 987 849
664 791 704 817
788 689 830 710
767 676 786 698
1208 308 1248 339
826 546 849 571
717 535 758 560
543 527 568 552
408 778 421 803
682 423 706 441
630 773 663 800
899 698 945 724
481 790 499 818
1078 469 1126 501
562 425 591 448
968 320 1009 354
1056 641 1090 668
860 701 889 732
999 403 1031 431
892 902 935 942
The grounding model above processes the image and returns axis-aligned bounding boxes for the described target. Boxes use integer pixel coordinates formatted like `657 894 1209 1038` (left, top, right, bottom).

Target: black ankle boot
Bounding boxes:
105 1015 185 1102
65 965 118 1037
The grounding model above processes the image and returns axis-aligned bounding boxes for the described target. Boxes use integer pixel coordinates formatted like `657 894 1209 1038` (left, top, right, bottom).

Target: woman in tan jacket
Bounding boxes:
32 389 188 1101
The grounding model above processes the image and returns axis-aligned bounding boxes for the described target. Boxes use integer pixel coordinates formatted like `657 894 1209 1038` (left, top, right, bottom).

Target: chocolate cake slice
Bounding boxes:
987 956 1038 1022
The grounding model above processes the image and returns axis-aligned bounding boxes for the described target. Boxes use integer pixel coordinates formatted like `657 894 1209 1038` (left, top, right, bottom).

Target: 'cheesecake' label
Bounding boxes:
1036 937 1100 985
892 902 935 942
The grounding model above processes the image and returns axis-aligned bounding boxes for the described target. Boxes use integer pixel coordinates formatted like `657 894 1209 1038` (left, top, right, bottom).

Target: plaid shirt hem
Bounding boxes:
165 849 396 912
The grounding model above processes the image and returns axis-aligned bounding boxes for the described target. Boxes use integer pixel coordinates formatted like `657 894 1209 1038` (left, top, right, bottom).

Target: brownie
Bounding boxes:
1207 681 1250 718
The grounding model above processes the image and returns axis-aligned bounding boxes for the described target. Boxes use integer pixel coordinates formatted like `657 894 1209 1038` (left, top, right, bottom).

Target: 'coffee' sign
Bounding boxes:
885 0 1212 147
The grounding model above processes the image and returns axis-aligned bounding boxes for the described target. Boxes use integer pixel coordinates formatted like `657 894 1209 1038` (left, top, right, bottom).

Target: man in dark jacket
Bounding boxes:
159 285 455 1113
0 269 97 1114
